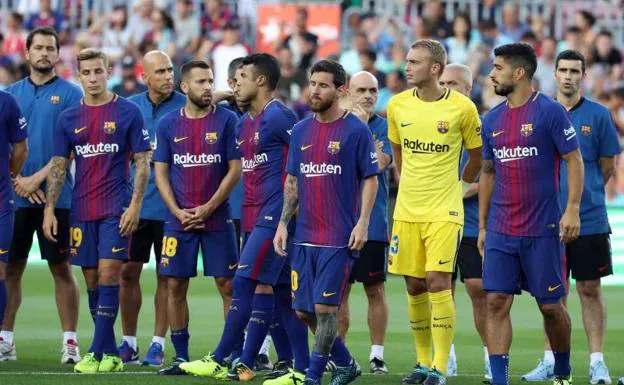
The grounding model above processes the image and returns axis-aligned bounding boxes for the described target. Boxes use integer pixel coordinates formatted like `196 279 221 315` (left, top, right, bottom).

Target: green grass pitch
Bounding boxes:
1 265 623 384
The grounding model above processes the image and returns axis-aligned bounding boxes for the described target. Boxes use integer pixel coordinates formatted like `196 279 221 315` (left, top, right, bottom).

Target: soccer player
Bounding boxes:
521 50 619 384
153 60 241 374
179 53 310 383
386 39 482 385
438 63 491 381
42 48 151 373
0 92 28 361
117 51 186 366
2 27 82 364
479 43 583 385
274 59 379 385
337 71 391 374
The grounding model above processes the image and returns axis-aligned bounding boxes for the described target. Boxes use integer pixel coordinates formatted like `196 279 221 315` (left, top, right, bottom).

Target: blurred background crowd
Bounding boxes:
1 0 624 201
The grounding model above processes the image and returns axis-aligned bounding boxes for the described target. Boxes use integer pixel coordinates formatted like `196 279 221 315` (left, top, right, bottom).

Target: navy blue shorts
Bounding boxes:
0 211 15 262
483 231 567 304
159 227 238 278
291 244 354 313
69 217 130 268
238 226 290 285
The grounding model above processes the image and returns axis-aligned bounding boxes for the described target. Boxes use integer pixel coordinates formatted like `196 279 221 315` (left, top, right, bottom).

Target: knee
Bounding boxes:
255 284 273 294
465 280 486 301
538 302 565 319
296 310 313 324
215 277 233 297
486 293 511 315
406 279 427 296
120 266 141 288
49 261 73 280
98 269 120 286
576 281 601 299
364 282 386 303
167 279 186 299
426 273 452 293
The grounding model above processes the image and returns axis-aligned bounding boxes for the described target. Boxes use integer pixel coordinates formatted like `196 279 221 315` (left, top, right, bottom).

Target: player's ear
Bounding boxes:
180 80 189 94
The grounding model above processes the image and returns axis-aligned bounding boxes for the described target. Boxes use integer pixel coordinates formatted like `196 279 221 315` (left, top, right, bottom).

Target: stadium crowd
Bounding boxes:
0 1 623 385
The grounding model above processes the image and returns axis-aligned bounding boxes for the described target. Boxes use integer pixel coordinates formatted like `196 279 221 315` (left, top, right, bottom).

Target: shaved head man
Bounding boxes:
438 62 491 381
337 70 393 374
120 51 187 366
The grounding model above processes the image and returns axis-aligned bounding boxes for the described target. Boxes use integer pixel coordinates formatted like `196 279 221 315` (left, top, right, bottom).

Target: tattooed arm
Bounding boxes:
42 156 69 242
120 151 151 237
274 173 298 256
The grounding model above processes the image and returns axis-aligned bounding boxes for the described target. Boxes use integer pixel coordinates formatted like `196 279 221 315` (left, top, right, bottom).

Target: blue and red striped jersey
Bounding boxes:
481 92 579 237
54 95 149 221
238 100 298 232
0 91 27 213
286 111 379 247
153 105 240 232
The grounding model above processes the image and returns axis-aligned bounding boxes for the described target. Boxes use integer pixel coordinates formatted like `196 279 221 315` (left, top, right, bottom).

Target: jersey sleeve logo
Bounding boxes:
437 120 449 134
50 95 60 104
205 132 218 144
327 140 341 154
103 121 116 135
564 126 577 141
520 123 533 137
581 125 592 136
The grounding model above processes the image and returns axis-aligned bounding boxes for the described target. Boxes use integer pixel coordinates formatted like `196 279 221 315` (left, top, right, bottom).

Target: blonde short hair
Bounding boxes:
77 48 109 69
411 39 447 75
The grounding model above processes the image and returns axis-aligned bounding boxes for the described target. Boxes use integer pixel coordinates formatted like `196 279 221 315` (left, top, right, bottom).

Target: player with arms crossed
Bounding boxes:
43 48 151 373
118 51 186 366
274 59 379 385
153 60 241 374
0 92 28 361
438 63 491 382
2 27 82 364
479 43 583 385
337 71 392 375
522 50 620 384
386 39 482 385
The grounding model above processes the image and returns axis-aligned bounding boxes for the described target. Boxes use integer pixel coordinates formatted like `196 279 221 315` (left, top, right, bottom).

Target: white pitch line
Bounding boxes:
0 371 500 377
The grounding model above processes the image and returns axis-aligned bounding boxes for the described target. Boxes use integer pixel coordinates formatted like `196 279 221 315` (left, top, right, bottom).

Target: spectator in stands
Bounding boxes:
142 8 176 58
0 34 13 69
499 2 530 42
100 6 130 63
24 0 67 40
558 26 582 53
210 20 250 91
534 36 557 96
446 12 479 65
359 14 394 62
0 62 16 90
477 19 513 53
530 14 547 45
425 0 452 39
377 42 407 74
201 0 233 42
3 12 27 61
409 16 436 44
359 49 385 89
519 31 538 52
112 55 148 98
477 0 499 22
593 30 623 79
173 0 201 60
282 7 318 70
376 70 406 114
275 45 307 103
339 32 369 75
127 0 154 48
575 9 598 46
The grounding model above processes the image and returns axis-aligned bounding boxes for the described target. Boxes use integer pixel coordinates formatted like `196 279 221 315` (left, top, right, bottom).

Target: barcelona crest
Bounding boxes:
254 132 260 145
437 120 449 134
520 123 533 137
50 95 60 104
103 121 116 135
205 132 218 144
327 140 341 154
581 125 592 136
161 257 169 267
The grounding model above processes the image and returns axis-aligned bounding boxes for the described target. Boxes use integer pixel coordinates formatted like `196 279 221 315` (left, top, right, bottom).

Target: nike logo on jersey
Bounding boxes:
74 126 87 134
548 284 562 292
322 291 336 298
174 137 188 143
301 144 313 151
0 249 7 255
112 247 125 253
492 131 504 137
229 263 239 270
400 122 413 127
236 139 246 146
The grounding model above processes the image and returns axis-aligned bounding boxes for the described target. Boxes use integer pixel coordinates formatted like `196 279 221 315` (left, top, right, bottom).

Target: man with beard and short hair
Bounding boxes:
2 27 82 364
273 59 379 385
521 50 619 385
153 60 241 375
117 51 186 367
386 39 482 385
479 43 583 385
337 71 391 375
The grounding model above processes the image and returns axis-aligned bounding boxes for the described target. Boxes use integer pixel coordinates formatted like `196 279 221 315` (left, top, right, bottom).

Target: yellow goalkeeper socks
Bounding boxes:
430 289 456 374
407 292 432 368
